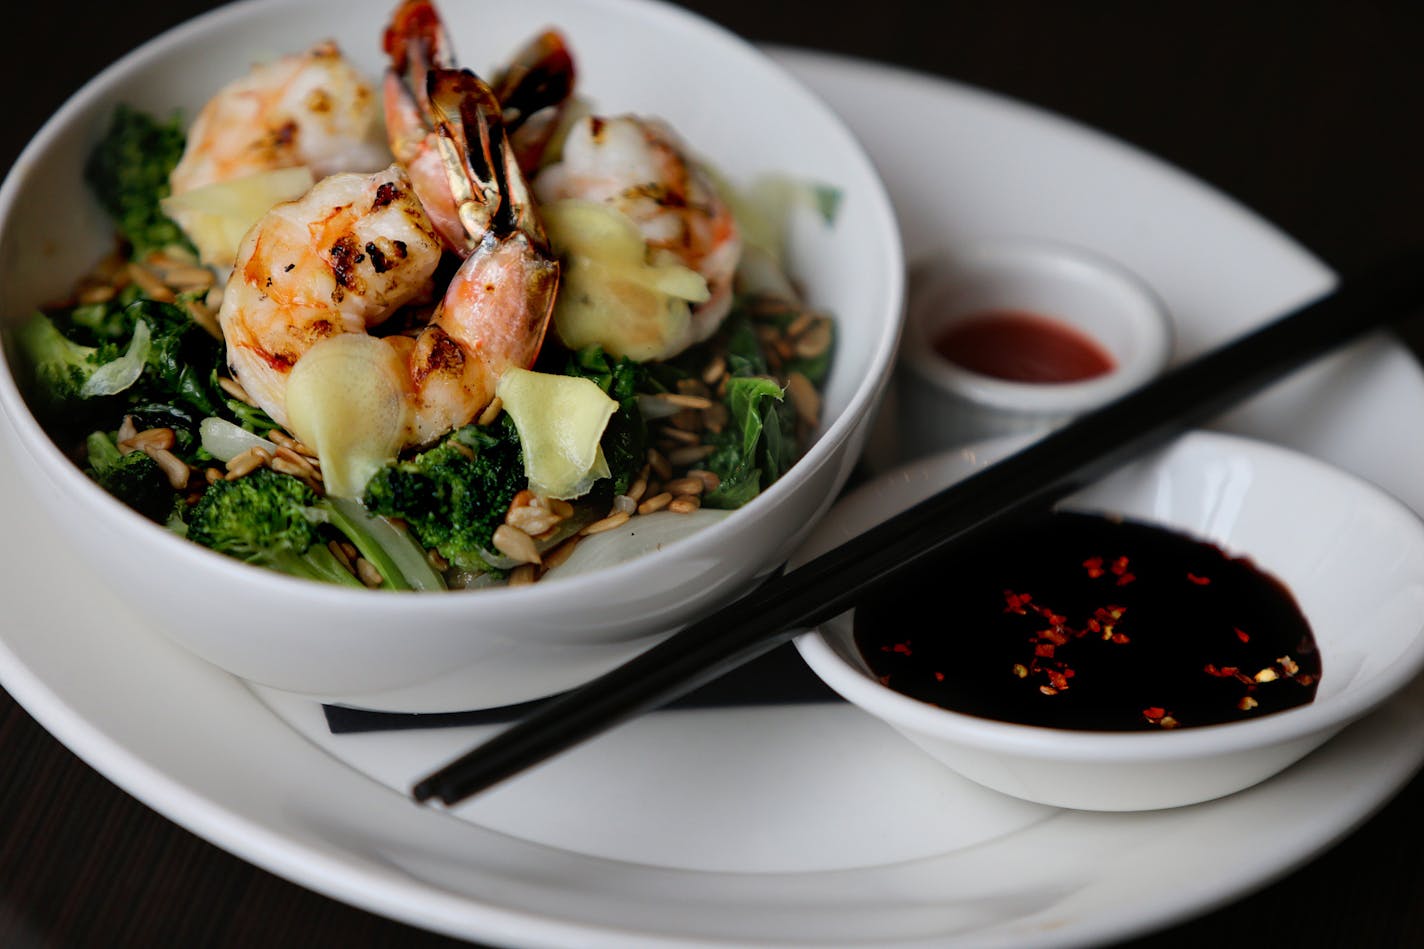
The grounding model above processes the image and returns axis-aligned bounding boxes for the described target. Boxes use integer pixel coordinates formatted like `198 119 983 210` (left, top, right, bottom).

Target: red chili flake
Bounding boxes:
1110 632 1131 645
1204 663 1239 678
1186 572 1212 586
933 671 945 682
890 642 913 656
1091 605 1125 640
1235 628 1251 644
1143 706 1166 720
1046 669 1071 691
1034 643 1056 658
1115 572 1136 587
1083 556 1105 578
1003 590 1032 614
1110 556 1130 576
1031 603 1069 627
1039 626 1070 646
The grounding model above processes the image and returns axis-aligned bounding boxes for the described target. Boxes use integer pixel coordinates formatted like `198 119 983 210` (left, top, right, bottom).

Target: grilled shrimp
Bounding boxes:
217 164 440 430
217 68 557 454
383 0 574 252
169 41 389 195
532 114 740 347
404 68 559 444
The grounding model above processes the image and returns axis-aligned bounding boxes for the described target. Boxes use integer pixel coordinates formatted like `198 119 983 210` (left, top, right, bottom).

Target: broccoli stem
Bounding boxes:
325 497 447 592
270 546 367 589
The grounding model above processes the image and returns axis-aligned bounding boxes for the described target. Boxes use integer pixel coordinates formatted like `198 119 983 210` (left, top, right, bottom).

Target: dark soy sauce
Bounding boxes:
854 511 1321 731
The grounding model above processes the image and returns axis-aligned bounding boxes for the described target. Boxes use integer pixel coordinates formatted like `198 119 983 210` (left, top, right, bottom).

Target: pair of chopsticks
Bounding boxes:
413 251 1424 807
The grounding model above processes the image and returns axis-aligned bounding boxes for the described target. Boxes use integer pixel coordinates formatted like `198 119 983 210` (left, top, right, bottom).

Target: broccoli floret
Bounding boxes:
84 105 193 258
187 468 365 588
186 467 445 591
84 431 177 522
363 417 526 573
14 312 105 407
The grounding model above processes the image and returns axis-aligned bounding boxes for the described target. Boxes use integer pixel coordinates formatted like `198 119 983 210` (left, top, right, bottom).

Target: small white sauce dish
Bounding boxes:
898 238 1173 458
793 430 1424 811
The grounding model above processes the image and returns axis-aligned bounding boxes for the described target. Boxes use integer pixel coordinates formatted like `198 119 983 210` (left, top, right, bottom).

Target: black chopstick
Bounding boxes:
412 251 1424 806
324 642 840 733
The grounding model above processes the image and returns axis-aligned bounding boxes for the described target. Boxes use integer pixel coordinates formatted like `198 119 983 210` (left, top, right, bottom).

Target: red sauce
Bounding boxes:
933 310 1115 383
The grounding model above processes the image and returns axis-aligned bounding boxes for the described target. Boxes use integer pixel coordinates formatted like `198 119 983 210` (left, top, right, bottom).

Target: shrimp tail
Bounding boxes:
383 0 574 252
426 68 552 256
400 67 557 446
489 30 577 171
382 0 452 81
382 0 471 252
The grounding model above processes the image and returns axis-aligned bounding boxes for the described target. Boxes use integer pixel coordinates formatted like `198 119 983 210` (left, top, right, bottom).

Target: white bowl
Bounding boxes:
898 238 1172 457
794 431 1424 810
0 0 903 710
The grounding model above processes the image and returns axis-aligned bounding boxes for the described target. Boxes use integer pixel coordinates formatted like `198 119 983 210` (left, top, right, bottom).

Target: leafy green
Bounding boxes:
702 376 787 508
737 295 836 387
216 370 281 435
562 346 648 494
68 282 146 338
362 416 526 574
653 308 798 511
722 312 769 379
19 292 235 521
84 105 193 258
123 402 201 457
23 295 228 422
121 299 225 417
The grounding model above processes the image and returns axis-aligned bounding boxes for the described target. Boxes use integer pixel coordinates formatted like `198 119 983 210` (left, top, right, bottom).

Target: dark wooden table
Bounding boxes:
4 1 1422 945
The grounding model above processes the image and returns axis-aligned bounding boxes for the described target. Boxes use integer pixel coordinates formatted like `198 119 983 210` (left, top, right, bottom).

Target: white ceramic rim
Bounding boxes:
0 0 905 618
796 430 1424 764
902 236 1173 415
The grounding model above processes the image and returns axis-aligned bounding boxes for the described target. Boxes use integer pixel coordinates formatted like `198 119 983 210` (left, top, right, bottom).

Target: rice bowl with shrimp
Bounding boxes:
0 0 903 709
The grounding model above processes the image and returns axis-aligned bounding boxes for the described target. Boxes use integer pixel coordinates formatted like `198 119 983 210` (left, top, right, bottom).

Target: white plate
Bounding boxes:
3 46 1423 948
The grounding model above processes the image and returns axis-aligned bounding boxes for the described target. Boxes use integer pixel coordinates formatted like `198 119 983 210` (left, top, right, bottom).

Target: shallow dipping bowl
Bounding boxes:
795 431 1424 810
898 238 1172 457
0 0 903 710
